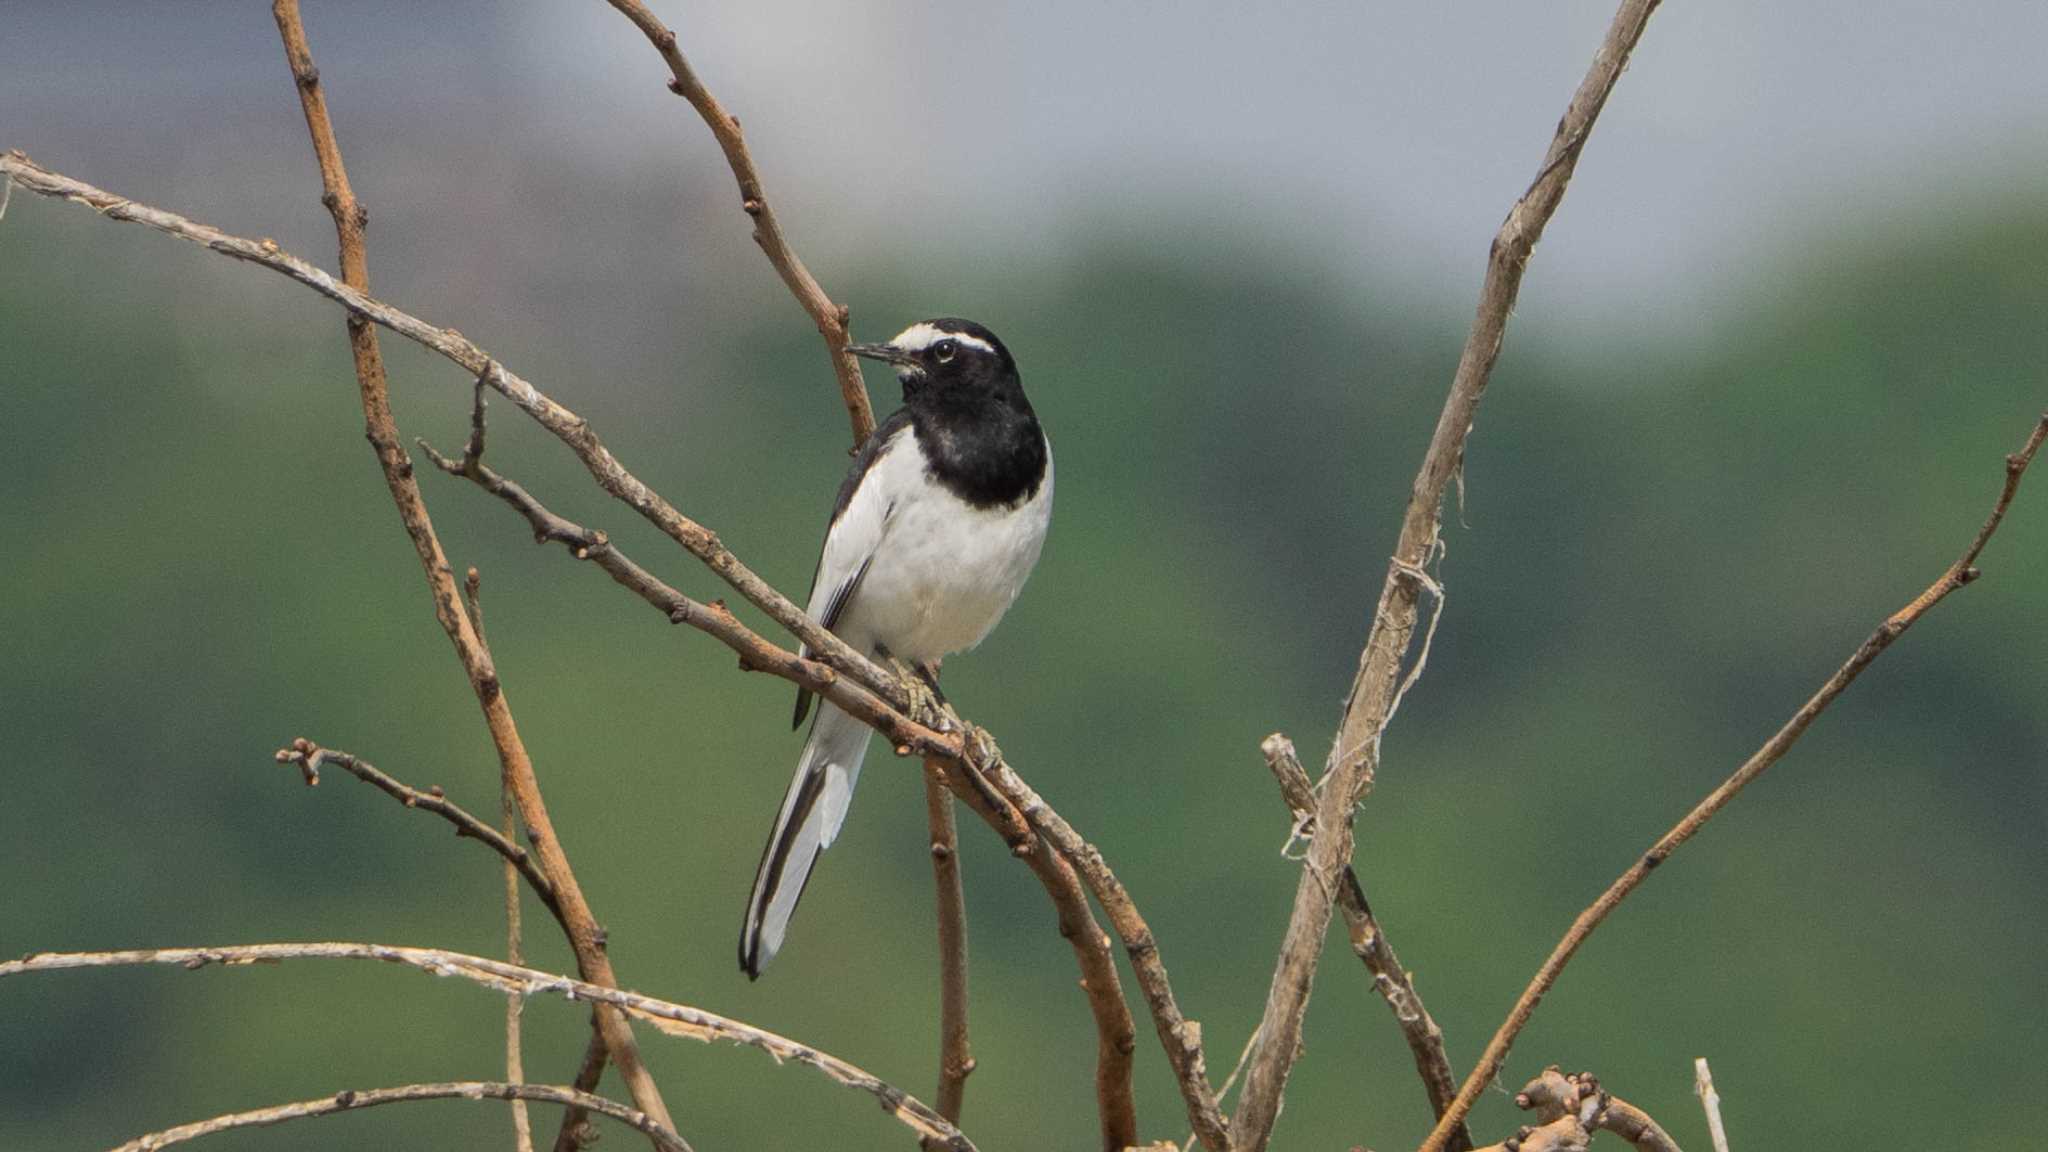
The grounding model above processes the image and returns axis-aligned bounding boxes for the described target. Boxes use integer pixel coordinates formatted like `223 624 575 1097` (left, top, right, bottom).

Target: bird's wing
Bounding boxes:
791 412 911 728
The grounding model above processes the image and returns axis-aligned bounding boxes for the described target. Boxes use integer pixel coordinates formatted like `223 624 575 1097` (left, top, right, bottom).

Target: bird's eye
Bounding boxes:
932 339 957 364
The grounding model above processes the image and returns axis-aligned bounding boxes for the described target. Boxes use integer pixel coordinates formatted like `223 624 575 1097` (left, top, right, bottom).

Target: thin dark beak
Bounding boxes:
846 342 917 367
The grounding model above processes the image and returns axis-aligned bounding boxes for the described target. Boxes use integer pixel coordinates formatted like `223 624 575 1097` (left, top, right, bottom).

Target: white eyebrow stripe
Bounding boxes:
890 323 993 355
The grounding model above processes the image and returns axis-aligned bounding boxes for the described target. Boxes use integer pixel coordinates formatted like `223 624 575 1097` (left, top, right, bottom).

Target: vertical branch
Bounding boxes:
1230 4 1664 1149
473 570 537 1152
922 763 975 1137
1694 1059 1730 1152
268 1 675 1141
502 781 535 1152
552 1021 613 1152
599 0 876 446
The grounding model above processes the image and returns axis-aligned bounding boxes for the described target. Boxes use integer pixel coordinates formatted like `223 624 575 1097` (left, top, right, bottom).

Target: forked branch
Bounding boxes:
1263 734 1467 1151
1235 3 1665 1147
267 1 672 1135
1419 411 2048 1152
0 147 1226 1149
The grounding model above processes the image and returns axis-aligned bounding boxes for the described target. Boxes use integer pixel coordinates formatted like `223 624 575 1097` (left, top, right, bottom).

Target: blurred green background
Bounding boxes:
4 5 2048 1152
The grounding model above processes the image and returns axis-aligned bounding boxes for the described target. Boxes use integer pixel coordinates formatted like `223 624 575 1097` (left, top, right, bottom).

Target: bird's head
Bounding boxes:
847 318 1017 404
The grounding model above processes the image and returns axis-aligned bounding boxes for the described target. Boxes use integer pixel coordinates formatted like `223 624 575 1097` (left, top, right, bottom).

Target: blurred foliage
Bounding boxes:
1 182 2044 1152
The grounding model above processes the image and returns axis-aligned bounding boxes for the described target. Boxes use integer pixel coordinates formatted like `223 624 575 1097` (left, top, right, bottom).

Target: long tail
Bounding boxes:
739 703 871 978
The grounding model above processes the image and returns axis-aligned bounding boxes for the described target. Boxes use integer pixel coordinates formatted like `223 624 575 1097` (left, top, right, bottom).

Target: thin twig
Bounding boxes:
1232 4 1664 1148
1421 413 2048 1152
922 763 975 1138
1694 1059 1730 1152
275 739 561 923
598 0 875 447
1262 734 1468 1152
1183 1025 1265 1152
266 4 674 1137
495 647 537 1152
466 563 535 1152
6 943 976 1152
0 149 1223 1146
106 1082 687 1152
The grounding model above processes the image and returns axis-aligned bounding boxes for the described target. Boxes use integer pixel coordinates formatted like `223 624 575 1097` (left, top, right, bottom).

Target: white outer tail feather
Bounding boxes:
740 703 870 977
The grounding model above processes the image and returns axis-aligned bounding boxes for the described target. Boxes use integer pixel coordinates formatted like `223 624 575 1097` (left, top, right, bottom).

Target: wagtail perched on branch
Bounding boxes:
740 318 1052 978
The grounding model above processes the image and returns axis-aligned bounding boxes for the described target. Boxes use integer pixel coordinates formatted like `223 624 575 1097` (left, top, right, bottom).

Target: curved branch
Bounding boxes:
1232 4 1665 1148
0 151 890 707
275 738 561 923
107 1082 690 1152
600 0 876 447
1419 410 2047 1152
984 760 1230 1149
265 3 674 1135
6 942 975 1152
1023 835 1139 1149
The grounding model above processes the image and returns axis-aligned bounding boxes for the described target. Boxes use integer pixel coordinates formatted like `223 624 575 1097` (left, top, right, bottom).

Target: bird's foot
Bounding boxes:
888 656 944 727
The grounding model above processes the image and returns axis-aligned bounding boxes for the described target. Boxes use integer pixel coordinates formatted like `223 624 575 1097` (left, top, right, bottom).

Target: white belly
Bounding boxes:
841 452 1053 663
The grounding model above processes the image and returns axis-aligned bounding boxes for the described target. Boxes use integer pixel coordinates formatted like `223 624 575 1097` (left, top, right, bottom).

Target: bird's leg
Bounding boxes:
915 659 950 710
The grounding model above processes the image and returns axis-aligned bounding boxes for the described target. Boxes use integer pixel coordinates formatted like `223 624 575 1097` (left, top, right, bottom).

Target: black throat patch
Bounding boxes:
909 397 1047 509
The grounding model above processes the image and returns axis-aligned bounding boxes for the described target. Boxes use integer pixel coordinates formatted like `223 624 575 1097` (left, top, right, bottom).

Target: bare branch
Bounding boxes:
1262 735 1468 1152
922 765 975 1137
554 1021 612 1152
1694 1059 1730 1152
0 149 1224 1147
107 1082 687 1152
0 151 889 703
1233 4 1665 1147
275 738 561 923
1024 834 1139 1150
266 3 673 1134
6 943 975 1152
981 759 1229 1149
1420 414 2047 1152
500 701 536 1152
598 0 876 447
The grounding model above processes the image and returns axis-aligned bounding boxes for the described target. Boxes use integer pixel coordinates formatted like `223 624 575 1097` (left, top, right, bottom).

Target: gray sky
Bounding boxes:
9 1 2048 349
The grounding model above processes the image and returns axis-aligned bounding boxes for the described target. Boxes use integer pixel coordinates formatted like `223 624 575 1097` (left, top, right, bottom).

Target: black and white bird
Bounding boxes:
740 318 1052 978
